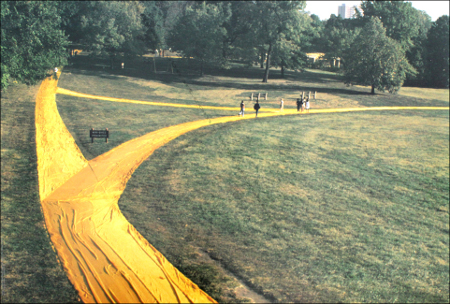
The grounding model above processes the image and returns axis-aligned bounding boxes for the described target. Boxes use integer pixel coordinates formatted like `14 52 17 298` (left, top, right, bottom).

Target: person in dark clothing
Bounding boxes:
254 101 261 117
297 98 304 112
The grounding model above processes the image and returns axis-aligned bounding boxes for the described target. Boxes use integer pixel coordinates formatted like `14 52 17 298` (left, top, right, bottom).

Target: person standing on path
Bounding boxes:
239 100 245 117
54 67 58 80
280 98 284 111
296 98 301 112
305 98 310 113
254 101 261 117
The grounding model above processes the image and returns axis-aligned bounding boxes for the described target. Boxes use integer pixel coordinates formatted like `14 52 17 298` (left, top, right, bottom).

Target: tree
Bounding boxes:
1 1 69 91
140 2 165 51
301 14 325 53
271 38 308 77
168 2 230 76
79 1 145 68
249 1 307 82
220 1 257 64
57 1 90 45
269 12 311 77
425 15 449 88
359 1 422 51
310 15 362 70
343 17 415 94
404 10 432 86
359 1 433 87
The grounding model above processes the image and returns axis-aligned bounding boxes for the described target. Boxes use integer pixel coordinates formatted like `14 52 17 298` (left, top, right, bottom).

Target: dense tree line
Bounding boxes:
1 1 448 92
1 1 69 90
310 1 448 92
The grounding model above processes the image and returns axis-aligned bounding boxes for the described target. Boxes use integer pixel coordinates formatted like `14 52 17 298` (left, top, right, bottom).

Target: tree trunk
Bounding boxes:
262 43 272 83
223 41 227 60
371 85 375 94
281 65 285 78
200 59 204 77
260 50 265 68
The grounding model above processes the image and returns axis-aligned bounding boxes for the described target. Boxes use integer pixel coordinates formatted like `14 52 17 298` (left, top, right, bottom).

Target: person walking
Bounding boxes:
254 101 261 117
305 97 310 113
239 100 245 117
280 98 284 111
296 98 301 112
54 67 58 80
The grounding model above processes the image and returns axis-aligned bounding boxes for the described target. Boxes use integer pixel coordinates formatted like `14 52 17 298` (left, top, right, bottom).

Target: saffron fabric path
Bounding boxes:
36 74 217 303
36 72 449 303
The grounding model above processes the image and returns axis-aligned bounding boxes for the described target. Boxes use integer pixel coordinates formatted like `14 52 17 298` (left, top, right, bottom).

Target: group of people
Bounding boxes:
239 97 310 117
296 97 310 113
239 99 261 117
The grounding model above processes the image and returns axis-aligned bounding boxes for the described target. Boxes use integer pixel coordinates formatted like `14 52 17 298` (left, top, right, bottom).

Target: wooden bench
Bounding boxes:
90 128 109 143
94 64 110 70
250 93 268 100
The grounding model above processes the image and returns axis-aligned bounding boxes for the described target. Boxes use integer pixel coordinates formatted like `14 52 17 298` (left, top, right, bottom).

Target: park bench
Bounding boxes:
94 64 110 70
90 128 109 143
250 92 268 100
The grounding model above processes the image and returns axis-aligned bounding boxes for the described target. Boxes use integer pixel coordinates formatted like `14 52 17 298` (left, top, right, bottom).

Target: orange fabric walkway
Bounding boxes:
57 87 276 112
36 74 449 303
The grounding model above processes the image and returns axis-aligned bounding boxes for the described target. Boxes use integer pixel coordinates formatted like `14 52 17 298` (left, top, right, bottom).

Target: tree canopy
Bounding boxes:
322 19 361 66
1 1 448 91
168 1 309 82
343 17 415 94
251 1 307 82
359 1 434 87
359 1 422 51
1 1 69 90
425 15 449 88
79 1 145 64
168 2 231 75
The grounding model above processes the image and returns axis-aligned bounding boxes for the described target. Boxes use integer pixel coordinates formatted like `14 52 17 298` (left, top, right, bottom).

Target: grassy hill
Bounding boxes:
2 55 448 303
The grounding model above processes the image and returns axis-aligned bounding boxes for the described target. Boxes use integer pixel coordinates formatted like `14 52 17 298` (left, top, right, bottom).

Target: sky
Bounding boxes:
305 1 450 21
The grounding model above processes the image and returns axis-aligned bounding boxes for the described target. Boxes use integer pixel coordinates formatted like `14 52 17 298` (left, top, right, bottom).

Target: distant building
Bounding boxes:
338 3 360 19
306 53 325 63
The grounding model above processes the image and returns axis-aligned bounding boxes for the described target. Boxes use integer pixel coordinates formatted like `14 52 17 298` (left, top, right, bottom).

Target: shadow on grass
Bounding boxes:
66 55 371 96
65 55 449 108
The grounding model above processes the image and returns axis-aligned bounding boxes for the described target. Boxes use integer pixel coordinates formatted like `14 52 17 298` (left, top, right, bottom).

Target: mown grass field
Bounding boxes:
123 111 448 303
2 53 449 303
1 83 81 303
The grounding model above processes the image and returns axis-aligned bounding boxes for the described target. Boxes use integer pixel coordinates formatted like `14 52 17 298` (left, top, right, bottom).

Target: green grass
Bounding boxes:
2 54 449 303
1 83 80 303
58 57 449 303
118 111 449 303
56 94 232 160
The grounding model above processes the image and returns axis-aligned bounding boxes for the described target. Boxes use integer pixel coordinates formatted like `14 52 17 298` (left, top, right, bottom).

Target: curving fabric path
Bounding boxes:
57 87 275 112
36 73 449 303
56 87 448 115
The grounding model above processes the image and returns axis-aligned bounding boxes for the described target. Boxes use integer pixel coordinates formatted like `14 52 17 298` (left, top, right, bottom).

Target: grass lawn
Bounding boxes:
1 83 80 303
118 111 449 303
2 53 449 303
